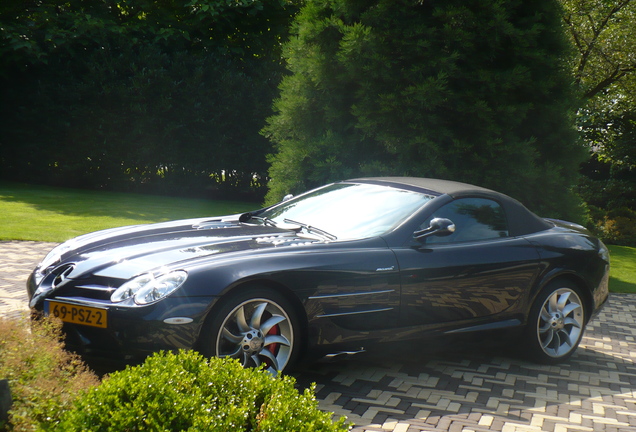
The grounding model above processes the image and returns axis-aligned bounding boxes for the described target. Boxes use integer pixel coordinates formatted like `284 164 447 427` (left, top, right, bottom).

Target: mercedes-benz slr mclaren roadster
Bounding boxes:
27 178 610 374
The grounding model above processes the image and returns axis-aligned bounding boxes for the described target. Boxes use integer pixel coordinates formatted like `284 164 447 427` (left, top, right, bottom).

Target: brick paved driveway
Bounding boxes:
2 241 635 431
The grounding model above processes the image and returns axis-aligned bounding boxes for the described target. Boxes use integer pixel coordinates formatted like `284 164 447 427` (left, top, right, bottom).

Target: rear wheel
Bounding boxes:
199 287 299 375
524 280 586 364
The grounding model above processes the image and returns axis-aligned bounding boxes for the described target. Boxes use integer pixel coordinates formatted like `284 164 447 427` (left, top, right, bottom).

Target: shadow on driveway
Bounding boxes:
293 296 636 431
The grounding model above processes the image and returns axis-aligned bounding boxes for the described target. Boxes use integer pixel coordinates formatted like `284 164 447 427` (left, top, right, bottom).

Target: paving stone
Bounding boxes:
2 240 636 431
292 297 636 431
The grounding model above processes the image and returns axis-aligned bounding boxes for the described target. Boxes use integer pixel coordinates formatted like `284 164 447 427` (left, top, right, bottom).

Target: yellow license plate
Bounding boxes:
46 301 108 328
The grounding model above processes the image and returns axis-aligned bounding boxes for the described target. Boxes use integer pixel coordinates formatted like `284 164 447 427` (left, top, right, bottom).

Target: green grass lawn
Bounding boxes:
1 181 634 293
0 181 256 243
608 245 636 294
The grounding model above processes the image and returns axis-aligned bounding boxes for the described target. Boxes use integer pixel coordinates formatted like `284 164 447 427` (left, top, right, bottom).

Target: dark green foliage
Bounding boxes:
579 107 636 171
0 0 299 200
57 350 349 431
577 108 636 245
576 81 636 248
579 155 636 245
559 0 636 243
264 0 585 220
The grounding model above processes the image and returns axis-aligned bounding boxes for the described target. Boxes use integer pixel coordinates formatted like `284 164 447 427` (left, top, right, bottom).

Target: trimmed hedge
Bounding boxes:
57 350 350 432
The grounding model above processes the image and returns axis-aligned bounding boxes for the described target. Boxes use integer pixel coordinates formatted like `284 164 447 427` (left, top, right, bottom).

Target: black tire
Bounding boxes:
199 287 300 375
524 280 587 364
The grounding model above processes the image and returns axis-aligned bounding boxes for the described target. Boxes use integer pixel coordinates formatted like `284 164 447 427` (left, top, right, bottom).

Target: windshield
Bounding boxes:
260 183 434 240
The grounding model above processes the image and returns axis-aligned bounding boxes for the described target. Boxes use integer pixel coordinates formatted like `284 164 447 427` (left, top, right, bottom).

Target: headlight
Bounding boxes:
110 274 154 303
111 271 188 305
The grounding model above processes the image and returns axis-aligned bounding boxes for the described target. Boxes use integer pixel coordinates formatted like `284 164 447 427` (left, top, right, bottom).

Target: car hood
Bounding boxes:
39 216 319 281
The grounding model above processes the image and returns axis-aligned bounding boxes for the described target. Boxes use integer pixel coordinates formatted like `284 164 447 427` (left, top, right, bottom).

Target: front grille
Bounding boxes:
52 275 124 302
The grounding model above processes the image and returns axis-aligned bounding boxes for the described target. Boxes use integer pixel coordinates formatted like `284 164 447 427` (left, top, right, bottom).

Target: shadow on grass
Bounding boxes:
0 181 257 222
610 276 636 293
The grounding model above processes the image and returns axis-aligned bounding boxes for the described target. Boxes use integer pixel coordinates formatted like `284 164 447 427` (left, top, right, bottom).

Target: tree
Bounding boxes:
560 0 636 244
0 0 299 199
561 0 636 167
263 0 585 220
561 0 636 101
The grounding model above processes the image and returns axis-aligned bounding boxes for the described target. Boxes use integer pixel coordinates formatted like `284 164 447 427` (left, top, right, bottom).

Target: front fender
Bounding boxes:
179 241 402 340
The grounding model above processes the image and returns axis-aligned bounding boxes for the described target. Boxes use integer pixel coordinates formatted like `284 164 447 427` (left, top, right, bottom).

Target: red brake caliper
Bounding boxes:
266 324 280 355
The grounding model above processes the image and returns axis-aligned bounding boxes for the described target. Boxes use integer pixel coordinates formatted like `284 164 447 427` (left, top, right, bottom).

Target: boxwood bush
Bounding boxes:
57 350 350 432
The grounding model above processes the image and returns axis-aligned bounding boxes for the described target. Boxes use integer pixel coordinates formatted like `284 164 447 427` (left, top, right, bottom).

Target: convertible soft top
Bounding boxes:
348 177 554 237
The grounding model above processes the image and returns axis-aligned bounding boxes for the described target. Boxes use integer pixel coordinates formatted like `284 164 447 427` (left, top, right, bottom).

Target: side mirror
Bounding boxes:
413 218 456 241
282 194 294 202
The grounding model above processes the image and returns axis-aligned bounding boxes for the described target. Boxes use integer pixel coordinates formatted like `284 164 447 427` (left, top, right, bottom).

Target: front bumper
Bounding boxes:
31 292 220 365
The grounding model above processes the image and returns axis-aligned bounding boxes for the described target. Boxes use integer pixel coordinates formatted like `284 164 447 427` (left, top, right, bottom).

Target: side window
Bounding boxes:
421 198 509 244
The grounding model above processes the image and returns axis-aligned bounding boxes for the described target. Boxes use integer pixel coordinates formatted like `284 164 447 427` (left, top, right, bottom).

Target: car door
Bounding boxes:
393 197 541 327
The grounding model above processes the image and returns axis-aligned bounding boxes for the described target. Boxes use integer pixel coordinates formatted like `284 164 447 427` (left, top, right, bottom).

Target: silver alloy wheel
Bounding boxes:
216 298 293 375
536 287 584 358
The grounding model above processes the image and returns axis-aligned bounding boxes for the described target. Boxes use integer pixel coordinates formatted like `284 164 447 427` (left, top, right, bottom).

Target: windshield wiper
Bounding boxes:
239 212 277 227
283 218 337 241
252 216 277 227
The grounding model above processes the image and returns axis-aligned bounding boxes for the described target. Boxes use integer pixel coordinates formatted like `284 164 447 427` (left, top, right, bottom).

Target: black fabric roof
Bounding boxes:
348 177 494 196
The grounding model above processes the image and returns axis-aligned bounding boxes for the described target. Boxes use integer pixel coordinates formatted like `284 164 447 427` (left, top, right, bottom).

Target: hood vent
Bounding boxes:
192 220 237 230
255 236 317 247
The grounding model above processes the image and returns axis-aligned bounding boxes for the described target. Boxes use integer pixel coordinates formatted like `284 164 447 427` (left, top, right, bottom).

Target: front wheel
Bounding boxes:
524 281 586 364
199 288 299 375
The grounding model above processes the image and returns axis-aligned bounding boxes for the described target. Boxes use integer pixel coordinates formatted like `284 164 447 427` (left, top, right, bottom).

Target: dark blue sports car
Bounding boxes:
27 178 610 374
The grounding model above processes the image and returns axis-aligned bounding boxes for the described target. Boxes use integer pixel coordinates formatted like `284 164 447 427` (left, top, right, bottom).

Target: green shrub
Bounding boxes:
57 350 349 432
578 159 636 246
0 317 99 431
597 207 636 246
